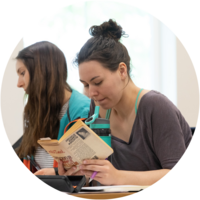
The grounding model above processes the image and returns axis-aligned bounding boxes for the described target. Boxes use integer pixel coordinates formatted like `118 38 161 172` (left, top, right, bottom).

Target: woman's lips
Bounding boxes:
97 98 106 103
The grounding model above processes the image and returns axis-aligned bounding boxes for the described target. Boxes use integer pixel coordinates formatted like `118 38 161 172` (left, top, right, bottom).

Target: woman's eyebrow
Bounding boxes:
17 68 23 74
90 76 100 82
80 76 100 83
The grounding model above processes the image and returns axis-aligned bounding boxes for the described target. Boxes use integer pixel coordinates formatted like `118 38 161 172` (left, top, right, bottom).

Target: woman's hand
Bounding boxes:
58 160 90 186
79 159 121 185
58 160 82 176
33 160 83 176
34 168 55 175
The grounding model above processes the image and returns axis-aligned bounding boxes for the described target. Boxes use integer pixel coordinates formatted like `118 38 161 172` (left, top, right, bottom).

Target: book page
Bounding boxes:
38 142 75 170
38 139 59 145
60 125 113 163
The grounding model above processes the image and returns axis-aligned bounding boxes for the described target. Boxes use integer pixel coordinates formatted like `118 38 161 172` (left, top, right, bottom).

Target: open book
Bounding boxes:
38 120 113 170
80 185 149 193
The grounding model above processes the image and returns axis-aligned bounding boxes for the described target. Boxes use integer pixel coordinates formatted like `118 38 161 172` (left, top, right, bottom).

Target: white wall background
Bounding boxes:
1 39 24 145
177 38 199 127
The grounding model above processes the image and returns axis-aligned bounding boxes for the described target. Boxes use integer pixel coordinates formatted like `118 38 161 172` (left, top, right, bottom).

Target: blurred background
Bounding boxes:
1 1 199 145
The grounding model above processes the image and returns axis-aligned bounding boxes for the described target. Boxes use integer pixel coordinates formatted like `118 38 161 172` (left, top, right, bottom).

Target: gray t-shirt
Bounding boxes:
89 90 192 171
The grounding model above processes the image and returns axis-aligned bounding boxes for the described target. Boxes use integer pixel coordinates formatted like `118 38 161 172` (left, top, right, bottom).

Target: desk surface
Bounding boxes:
71 192 135 199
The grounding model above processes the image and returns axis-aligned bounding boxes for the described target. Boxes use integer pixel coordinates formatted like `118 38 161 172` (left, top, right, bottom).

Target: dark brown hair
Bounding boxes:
16 41 71 158
74 19 131 75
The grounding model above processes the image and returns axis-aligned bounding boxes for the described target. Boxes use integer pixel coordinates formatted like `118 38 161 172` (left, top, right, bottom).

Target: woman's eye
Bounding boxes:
95 81 102 86
21 71 25 76
84 84 89 88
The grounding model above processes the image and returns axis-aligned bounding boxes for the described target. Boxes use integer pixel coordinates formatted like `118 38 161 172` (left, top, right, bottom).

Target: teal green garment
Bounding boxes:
135 88 143 115
105 88 143 118
57 89 90 140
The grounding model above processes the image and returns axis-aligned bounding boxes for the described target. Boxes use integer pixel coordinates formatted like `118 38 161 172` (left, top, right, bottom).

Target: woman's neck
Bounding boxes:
63 89 72 105
112 80 141 119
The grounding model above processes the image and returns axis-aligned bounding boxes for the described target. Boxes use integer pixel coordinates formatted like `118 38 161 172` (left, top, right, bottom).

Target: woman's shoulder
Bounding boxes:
69 89 91 118
141 90 173 104
139 90 179 113
70 89 90 102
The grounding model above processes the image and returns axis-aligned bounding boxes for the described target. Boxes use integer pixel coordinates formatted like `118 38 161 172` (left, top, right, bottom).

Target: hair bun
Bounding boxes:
89 19 126 41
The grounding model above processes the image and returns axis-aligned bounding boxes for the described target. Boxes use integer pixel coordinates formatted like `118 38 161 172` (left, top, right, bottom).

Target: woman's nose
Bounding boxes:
89 85 98 98
17 78 23 88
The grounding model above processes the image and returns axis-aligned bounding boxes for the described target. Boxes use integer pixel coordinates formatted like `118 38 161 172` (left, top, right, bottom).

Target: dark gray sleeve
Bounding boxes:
148 94 191 169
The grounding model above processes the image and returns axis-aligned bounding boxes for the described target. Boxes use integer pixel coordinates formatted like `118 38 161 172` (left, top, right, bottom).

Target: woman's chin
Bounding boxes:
94 98 113 110
99 103 112 110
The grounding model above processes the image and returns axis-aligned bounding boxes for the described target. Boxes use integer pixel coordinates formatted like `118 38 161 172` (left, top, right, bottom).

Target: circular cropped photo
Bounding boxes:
1 1 199 199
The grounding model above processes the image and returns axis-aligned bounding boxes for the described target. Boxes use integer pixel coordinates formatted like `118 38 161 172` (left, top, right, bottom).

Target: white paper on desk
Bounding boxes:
80 185 148 193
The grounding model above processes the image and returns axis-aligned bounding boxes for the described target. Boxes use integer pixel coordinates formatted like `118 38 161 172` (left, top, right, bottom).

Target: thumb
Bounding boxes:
58 160 66 175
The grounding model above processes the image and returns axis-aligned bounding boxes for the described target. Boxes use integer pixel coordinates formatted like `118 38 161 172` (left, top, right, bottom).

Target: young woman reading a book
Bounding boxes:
15 41 90 175
58 19 193 186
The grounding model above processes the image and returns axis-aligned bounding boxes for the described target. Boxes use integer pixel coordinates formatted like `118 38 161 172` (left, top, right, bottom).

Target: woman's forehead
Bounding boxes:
79 60 104 69
16 59 26 72
79 61 110 77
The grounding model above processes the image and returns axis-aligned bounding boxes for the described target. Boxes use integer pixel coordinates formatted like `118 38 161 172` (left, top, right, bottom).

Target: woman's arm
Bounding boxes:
80 159 170 186
34 168 56 175
34 161 81 176
116 169 170 185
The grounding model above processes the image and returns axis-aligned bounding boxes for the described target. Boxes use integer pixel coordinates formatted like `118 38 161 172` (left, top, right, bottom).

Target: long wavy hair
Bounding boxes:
16 41 71 158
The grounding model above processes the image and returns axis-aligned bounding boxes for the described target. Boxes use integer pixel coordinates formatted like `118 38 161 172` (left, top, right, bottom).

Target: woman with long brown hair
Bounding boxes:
15 41 90 175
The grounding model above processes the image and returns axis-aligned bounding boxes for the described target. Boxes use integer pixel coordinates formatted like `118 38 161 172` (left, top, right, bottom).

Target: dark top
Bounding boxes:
89 90 192 171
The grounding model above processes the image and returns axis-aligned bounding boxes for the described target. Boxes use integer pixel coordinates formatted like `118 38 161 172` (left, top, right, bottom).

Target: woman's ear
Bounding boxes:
118 62 128 80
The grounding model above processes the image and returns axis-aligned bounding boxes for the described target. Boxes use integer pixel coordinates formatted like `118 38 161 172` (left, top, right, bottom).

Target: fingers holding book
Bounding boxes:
79 159 120 185
33 160 81 176
58 160 83 176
